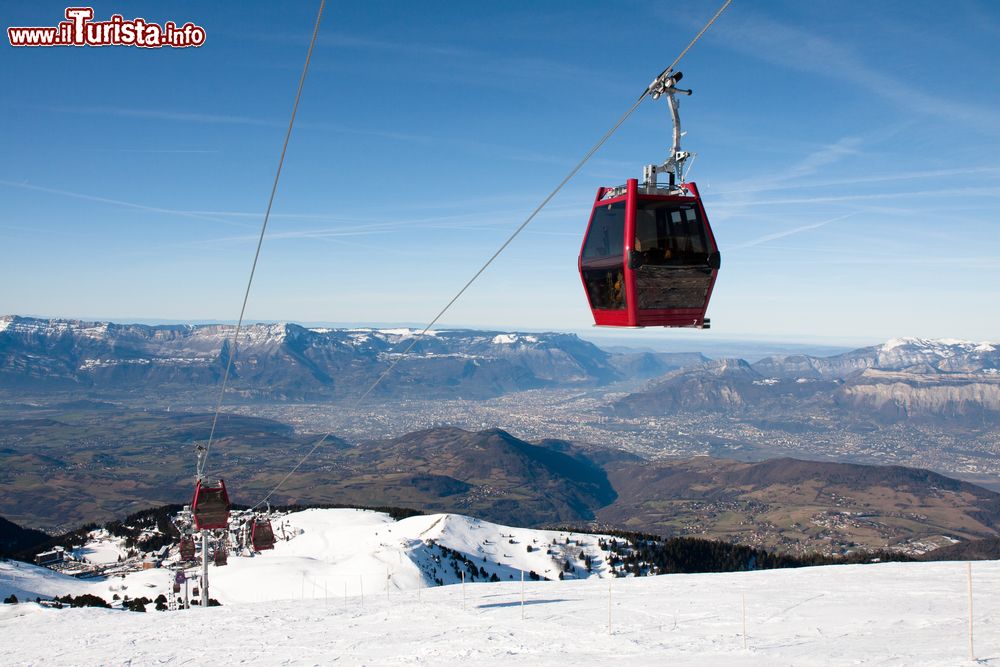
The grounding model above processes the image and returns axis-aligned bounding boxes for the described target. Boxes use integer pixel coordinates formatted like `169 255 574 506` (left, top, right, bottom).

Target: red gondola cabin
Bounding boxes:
251 518 275 551
579 178 719 328
214 544 228 567
191 479 230 531
179 536 196 561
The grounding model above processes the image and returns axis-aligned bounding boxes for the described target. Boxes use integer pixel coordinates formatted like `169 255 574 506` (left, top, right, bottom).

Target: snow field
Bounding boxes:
72 532 129 565
3 559 999 665
3 509 999 664
208 510 613 604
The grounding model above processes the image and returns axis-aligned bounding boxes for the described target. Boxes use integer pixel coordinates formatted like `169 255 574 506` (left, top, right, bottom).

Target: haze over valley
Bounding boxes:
3 315 997 483
3 315 999 558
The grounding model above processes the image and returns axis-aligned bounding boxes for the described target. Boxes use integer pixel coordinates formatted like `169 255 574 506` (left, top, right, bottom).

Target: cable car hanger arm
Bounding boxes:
644 70 693 192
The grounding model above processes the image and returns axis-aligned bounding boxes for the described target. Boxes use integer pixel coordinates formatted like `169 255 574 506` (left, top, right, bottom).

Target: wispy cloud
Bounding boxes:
241 30 602 90
166 193 587 226
708 137 866 221
711 186 1000 209
713 166 1000 197
723 137 863 196
804 255 1000 269
91 148 221 155
51 106 274 126
0 223 89 238
157 200 593 251
0 179 253 229
710 14 1000 135
37 105 431 144
447 137 574 167
187 212 521 246
234 30 473 58
727 213 856 251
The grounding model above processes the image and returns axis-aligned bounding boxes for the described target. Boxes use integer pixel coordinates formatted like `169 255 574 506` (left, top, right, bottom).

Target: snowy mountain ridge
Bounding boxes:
2 509 624 608
0 316 622 398
743 336 1000 381
882 336 996 353
616 335 1000 420
877 337 998 371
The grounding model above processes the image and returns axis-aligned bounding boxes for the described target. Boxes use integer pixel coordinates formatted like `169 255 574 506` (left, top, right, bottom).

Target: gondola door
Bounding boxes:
579 179 640 326
631 182 719 327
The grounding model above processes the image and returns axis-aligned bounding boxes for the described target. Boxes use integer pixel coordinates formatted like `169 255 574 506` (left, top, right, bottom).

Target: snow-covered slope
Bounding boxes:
3 509 999 665
1 510 615 607
0 561 96 601
3 557 998 665
203 510 615 604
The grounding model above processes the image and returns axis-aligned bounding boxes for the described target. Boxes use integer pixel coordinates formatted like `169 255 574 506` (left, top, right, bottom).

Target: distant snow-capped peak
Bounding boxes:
492 333 539 345
881 337 996 354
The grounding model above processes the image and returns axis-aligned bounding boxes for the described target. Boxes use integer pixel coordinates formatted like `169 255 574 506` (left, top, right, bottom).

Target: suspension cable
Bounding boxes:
198 0 327 480
650 0 732 90
250 0 734 509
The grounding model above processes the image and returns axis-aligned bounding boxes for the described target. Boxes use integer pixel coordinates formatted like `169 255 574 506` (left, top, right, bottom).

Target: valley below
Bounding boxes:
2 317 1000 557
2 400 999 558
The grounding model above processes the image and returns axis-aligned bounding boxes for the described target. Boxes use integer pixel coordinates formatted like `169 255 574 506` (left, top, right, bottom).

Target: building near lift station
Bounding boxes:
34 547 65 566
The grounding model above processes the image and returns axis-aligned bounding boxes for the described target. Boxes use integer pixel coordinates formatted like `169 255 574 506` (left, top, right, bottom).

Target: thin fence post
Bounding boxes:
967 562 975 662
741 592 747 650
386 567 390 603
607 578 613 636
521 570 525 620
462 570 466 610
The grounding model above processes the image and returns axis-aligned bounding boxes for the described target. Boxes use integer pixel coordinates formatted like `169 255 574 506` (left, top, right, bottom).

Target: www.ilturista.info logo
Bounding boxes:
8 7 206 48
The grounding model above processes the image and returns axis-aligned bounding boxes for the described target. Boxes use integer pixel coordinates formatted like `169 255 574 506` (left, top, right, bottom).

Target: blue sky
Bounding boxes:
3 0 999 346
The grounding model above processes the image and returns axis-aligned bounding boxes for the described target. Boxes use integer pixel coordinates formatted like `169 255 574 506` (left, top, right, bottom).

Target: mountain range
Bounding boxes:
3 317 996 421
614 337 1000 421
0 315 693 399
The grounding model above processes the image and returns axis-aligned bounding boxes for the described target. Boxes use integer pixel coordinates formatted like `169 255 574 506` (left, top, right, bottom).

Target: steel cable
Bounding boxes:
198 0 327 479
250 0 734 508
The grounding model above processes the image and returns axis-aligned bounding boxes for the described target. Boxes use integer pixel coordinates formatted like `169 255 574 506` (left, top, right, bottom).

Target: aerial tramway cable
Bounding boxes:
188 1 326 607
248 0 735 510
197 0 327 480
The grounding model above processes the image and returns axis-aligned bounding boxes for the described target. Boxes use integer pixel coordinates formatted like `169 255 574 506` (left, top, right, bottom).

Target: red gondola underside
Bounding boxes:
251 518 275 551
191 479 231 531
578 178 720 328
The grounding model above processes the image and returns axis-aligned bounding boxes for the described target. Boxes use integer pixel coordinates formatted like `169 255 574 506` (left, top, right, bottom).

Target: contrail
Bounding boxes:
729 212 857 250
0 179 252 228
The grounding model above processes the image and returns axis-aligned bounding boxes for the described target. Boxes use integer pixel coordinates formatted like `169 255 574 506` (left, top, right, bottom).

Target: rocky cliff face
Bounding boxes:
837 370 1000 418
